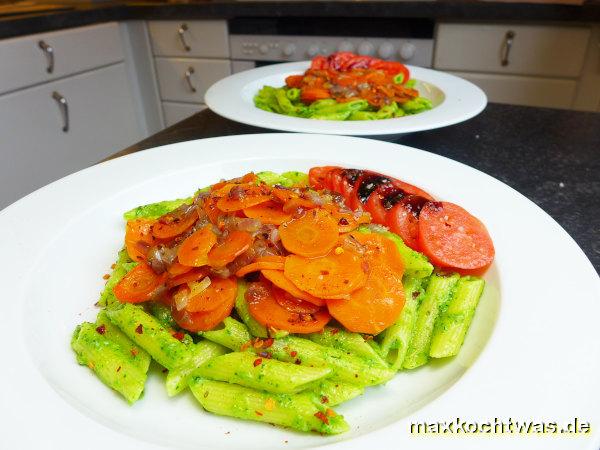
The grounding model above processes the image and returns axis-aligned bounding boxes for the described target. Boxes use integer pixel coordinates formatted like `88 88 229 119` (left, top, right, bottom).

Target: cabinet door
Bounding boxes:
154 57 231 103
0 63 140 209
0 23 124 95
162 101 206 127
148 21 229 58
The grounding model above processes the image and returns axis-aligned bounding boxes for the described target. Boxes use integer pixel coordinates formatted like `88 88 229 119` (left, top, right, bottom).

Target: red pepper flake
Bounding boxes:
290 350 298 358
131 348 139 357
263 337 274 348
338 217 349 226
253 358 263 367
294 359 301 365
320 396 329 404
314 411 329 425
330 328 339 335
135 324 143 334
326 408 336 417
412 291 420 299
95 324 106 335
255 411 263 416
103 274 110 280
172 331 185 341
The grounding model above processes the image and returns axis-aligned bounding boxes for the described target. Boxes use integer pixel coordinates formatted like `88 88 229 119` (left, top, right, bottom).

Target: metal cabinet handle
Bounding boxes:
184 67 197 93
178 23 191 52
52 91 69 132
38 40 54 73
501 30 515 67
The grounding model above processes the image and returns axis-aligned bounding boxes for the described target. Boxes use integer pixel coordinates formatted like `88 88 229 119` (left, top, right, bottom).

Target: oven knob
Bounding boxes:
337 40 355 52
259 44 269 55
377 42 395 59
282 43 296 57
357 41 375 56
307 44 320 57
399 43 416 60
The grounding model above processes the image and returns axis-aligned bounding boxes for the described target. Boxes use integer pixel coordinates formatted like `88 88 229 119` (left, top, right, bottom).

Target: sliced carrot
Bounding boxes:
113 263 166 303
327 259 405 335
322 204 371 233
279 208 339 257
152 205 198 240
282 197 316 213
187 277 237 313
167 262 194 277
243 201 292 225
207 231 253 268
271 187 297 203
216 184 271 212
349 231 405 276
246 281 330 334
166 267 209 288
171 291 236 332
255 255 286 264
301 87 331 103
260 269 324 306
272 286 321 314
235 261 285 277
284 248 367 299
125 218 157 262
203 195 221 225
177 225 217 267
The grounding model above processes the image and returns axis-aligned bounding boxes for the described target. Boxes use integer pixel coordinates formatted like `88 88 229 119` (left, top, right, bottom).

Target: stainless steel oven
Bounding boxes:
228 17 435 73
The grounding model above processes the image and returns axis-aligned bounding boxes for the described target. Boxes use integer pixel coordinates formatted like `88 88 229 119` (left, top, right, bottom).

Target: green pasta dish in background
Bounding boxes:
71 170 488 436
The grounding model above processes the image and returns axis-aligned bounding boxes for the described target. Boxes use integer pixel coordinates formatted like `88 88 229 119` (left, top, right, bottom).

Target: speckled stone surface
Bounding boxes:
1 0 599 39
112 103 600 272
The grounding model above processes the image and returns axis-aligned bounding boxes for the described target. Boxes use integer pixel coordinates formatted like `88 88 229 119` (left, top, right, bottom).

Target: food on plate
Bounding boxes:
71 168 492 434
254 52 433 120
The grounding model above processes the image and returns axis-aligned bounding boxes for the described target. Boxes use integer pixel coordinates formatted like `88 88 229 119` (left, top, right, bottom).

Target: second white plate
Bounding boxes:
205 61 487 135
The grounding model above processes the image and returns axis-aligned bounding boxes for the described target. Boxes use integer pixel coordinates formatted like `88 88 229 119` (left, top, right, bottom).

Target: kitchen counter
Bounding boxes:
1 0 600 39
111 103 600 273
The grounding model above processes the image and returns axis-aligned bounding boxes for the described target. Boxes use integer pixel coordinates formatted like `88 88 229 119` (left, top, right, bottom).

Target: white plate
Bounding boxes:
205 61 487 135
1 134 599 450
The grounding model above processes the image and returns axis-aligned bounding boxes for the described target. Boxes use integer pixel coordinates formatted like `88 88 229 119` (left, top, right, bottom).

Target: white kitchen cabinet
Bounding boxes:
0 23 124 95
0 63 140 209
162 101 206 127
148 20 229 58
154 57 231 103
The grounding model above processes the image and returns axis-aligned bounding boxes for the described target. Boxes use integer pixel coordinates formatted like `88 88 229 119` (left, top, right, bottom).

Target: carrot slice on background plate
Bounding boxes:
245 281 330 334
279 209 339 257
284 248 367 299
186 277 237 313
243 201 292 225
113 263 167 303
418 201 495 275
171 292 236 332
260 269 324 306
207 231 253 268
216 184 271 212
235 260 285 277
177 225 217 267
125 218 157 262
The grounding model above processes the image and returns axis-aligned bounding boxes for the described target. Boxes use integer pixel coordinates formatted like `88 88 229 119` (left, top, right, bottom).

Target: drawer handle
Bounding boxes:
185 67 197 93
52 91 69 133
501 30 515 67
178 23 191 52
38 40 54 74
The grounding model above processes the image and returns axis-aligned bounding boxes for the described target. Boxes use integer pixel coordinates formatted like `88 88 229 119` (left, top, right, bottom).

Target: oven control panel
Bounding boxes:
230 35 433 68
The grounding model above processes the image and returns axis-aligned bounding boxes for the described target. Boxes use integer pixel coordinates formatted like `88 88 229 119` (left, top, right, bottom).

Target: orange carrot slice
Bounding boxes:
235 261 285 277
113 263 166 303
216 184 271 212
282 197 316 213
166 267 209 288
260 269 324 306
243 201 292 225
177 225 217 267
187 277 237 313
278 208 339 257
284 248 367 299
167 262 194 277
125 218 157 262
171 291 236 332
245 281 330 334
272 286 321 314
152 206 197 240
207 231 253 268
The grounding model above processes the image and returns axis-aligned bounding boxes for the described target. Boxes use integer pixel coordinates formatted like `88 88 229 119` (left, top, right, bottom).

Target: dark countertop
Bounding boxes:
112 103 600 273
1 0 600 40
